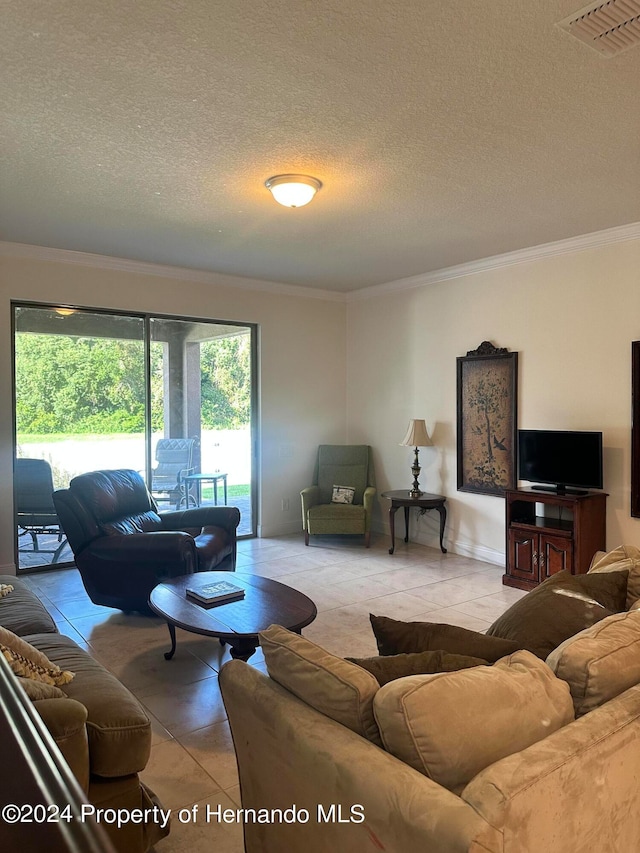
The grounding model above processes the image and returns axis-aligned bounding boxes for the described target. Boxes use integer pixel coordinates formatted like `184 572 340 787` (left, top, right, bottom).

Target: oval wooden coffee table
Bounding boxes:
149 572 317 662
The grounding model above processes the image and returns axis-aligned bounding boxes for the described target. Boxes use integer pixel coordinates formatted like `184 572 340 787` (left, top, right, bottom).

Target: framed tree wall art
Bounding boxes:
457 341 518 496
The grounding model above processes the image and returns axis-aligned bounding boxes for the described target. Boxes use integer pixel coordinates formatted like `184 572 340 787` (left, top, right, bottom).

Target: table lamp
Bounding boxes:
400 419 432 498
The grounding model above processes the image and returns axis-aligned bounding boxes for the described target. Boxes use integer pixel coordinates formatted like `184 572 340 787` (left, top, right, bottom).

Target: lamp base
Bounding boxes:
408 447 423 499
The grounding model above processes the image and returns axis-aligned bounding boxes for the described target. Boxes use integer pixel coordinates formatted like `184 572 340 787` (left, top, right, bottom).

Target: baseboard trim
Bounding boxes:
258 520 304 538
411 530 503 566
451 540 504 567
372 521 503 566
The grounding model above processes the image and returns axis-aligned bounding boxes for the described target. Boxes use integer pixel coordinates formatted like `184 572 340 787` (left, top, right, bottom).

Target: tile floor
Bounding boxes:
20 533 526 852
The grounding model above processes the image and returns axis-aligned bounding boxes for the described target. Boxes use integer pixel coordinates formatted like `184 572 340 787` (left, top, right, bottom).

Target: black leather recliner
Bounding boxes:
53 469 241 611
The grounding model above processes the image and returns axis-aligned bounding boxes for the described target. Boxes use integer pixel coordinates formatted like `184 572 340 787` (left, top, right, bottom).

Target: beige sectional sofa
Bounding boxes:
220 550 640 853
0 575 168 853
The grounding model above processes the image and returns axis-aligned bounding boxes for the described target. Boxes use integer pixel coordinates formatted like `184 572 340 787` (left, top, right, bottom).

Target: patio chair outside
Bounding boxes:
151 437 199 509
16 458 68 563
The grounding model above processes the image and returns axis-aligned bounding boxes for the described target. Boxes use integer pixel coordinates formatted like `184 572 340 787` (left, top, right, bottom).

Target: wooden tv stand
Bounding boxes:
503 487 607 590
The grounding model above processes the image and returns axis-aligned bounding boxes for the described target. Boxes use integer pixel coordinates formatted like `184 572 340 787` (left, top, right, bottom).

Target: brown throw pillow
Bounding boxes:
588 544 640 609
17 677 67 701
346 650 489 685
369 614 521 663
486 570 629 659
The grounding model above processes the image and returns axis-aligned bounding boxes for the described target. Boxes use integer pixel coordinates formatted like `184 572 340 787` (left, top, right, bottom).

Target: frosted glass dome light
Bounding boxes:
265 174 322 208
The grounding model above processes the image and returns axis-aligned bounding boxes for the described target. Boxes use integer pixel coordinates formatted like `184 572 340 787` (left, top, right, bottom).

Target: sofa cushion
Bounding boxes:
346 650 489 685
546 610 640 716
307 504 366 521
373 650 574 793
588 544 640 609
260 624 382 745
370 614 520 662
486 570 628 659
0 575 58 635
25 633 151 778
0 625 74 686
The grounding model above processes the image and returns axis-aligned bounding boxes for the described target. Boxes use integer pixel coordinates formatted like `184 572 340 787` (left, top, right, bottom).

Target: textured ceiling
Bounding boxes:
2 0 640 292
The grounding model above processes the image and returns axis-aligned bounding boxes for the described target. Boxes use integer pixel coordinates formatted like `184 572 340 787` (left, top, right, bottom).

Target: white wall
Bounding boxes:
3 233 640 574
0 249 348 572
346 237 640 564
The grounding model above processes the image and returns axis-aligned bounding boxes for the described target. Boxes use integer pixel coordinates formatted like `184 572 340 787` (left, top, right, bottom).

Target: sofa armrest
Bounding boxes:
300 486 320 529
160 505 241 533
462 683 640 850
34 697 90 792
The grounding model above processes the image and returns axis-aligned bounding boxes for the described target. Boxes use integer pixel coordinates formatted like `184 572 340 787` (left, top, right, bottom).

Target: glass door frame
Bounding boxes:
12 300 259 573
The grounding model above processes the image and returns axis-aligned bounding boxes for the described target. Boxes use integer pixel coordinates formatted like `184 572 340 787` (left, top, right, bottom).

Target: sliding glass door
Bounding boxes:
149 317 254 536
13 303 256 571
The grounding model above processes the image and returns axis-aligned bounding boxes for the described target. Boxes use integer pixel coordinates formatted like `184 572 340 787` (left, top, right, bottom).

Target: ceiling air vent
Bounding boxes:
558 0 640 55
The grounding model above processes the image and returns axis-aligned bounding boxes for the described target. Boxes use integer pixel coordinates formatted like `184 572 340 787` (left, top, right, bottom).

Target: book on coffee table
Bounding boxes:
185 580 245 606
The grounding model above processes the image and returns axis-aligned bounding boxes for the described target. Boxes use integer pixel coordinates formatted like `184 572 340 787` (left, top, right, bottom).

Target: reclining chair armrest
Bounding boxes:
160 506 241 533
86 532 197 569
83 530 198 581
300 486 320 530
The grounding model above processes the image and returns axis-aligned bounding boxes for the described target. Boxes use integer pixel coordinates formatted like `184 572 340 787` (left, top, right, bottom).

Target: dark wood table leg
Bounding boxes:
436 504 447 553
229 638 258 661
404 506 410 543
164 622 177 660
388 505 397 554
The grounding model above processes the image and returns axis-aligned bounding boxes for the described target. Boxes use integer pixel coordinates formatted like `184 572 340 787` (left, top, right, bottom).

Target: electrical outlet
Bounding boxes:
281 498 290 511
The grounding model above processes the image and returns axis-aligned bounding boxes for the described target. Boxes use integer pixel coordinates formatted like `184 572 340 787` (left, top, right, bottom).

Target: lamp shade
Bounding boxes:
400 419 432 448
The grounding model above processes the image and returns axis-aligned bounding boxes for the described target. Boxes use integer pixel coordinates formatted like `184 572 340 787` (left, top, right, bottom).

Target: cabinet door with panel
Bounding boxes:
508 529 539 583
539 533 573 581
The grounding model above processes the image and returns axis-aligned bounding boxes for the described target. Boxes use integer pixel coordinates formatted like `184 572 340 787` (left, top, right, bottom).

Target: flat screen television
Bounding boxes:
518 430 603 494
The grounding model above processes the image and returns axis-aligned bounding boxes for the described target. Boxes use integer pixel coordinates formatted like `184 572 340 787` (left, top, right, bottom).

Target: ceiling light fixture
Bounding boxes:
264 174 322 208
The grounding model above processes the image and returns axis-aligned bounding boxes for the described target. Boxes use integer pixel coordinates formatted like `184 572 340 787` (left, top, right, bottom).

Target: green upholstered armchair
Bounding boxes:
301 445 376 548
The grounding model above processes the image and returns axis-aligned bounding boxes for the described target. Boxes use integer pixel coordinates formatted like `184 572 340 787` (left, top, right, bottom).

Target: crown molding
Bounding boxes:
0 241 347 303
347 221 640 302
3 220 639 305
